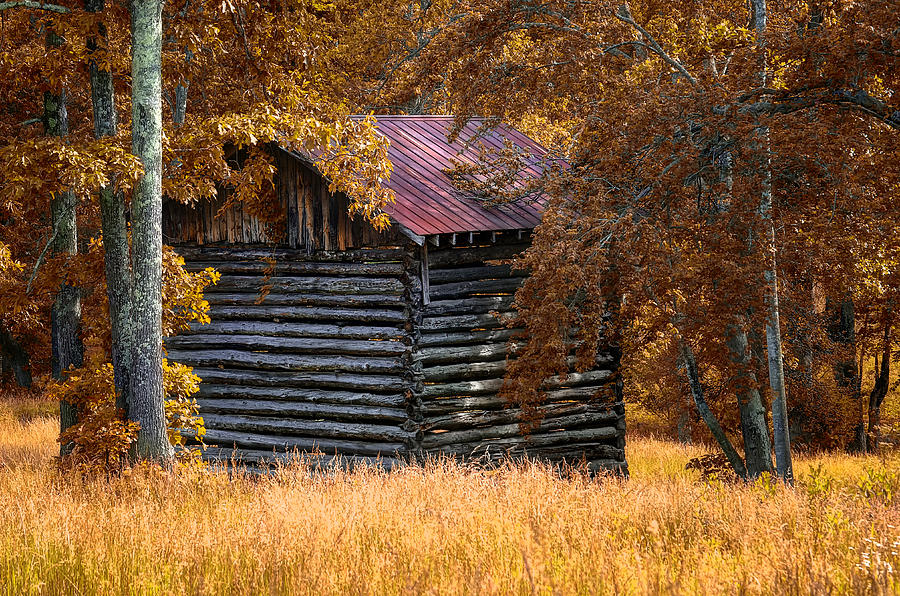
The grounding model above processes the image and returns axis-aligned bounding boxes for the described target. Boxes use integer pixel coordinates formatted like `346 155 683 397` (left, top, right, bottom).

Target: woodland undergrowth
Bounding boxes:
1 395 898 596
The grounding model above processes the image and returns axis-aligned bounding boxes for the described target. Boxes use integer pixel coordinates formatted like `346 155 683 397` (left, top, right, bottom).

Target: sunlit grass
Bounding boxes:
0 395 898 595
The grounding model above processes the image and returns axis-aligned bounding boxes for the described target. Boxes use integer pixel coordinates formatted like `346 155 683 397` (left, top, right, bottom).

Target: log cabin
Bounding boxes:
163 115 627 473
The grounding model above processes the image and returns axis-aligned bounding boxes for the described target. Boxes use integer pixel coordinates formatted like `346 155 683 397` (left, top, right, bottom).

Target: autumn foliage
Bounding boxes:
348 0 900 462
0 0 897 471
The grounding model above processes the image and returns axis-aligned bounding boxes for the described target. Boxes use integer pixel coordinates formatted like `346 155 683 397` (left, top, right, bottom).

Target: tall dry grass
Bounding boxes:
1 397 899 595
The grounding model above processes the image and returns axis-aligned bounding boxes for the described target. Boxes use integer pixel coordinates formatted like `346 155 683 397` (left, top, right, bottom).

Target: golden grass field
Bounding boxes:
1 395 899 595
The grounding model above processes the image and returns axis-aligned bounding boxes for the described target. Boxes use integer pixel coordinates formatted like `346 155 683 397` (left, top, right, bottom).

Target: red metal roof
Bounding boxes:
363 116 548 236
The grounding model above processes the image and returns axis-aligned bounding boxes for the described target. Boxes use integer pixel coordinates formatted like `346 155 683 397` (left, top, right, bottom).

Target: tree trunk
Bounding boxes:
679 337 747 479
868 314 891 452
0 329 31 388
749 0 793 482
764 264 793 479
173 49 190 127
44 30 84 453
129 0 172 462
726 322 774 477
87 0 135 413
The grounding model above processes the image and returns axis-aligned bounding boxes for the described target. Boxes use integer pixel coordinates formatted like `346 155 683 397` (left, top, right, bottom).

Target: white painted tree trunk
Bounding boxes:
129 0 172 462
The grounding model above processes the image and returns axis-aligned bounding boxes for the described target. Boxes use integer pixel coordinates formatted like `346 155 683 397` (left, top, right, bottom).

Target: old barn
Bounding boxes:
163 116 626 473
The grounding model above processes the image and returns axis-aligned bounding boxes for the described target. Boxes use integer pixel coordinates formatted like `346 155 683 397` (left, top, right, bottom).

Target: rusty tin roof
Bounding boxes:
364 116 548 237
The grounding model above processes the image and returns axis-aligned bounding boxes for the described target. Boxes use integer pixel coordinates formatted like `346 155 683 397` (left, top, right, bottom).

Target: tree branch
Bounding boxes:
739 88 900 132
614 3 698 86
0 1 70 13
26 220 60 294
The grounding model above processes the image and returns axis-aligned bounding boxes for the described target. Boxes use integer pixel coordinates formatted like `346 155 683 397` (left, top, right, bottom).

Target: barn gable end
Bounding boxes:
163 116 627 473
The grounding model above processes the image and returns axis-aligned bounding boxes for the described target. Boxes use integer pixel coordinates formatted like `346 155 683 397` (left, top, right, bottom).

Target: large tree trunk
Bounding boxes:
44 30 85 454
678 337 747 479
868 313 891 452
86 0 134 413
726 322 774 477
749 0 793 482
129 0 172 462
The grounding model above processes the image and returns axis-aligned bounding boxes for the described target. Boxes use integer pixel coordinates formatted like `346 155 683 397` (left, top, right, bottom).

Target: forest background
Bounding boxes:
0 0 897 479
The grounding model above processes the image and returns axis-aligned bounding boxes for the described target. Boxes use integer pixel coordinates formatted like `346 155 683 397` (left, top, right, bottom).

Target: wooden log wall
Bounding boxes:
167 244 423 468
413 238 627 474
163 149 397 251
168 237 626 474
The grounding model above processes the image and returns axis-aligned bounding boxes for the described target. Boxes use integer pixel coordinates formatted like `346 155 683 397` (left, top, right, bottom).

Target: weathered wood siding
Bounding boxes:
163 149 397 251
168 239 626 473
412 239 626 474
168 244 422 468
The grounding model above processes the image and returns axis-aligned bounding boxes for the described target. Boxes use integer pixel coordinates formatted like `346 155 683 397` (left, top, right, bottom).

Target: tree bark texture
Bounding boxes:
129 0 172 462
86 0 134 413
726 322 774 477
679 337 748 478
44 30 84 452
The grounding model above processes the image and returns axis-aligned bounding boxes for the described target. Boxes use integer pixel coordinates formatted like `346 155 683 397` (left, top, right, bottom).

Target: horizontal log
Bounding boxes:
427 243 529 268
586 459 628 475
212 275 405 296
418 365 616 398
420 395 623 416
168 349 404 374
541 385 619 401
421 360 507 383
414 342 515 366
421 412 622 449
518 443 624 462
183 321 406 340
544 368 616 388
428 265 522 284
176 246 407 263
195 398 408 423
428 443 624 464
418 329 519 347
203 447 403 470
201 428 407 456
424 403 620 432
420 313 514 332
421 395 509 414
190 368 409 392
204 292 405 308
422 296 515 317
428 278 523 301
419 378 505 398
167 334 408 356
184 260 405 277
202 413 414 443
424 426 621 454
207 305 407 324
196 385 407 407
